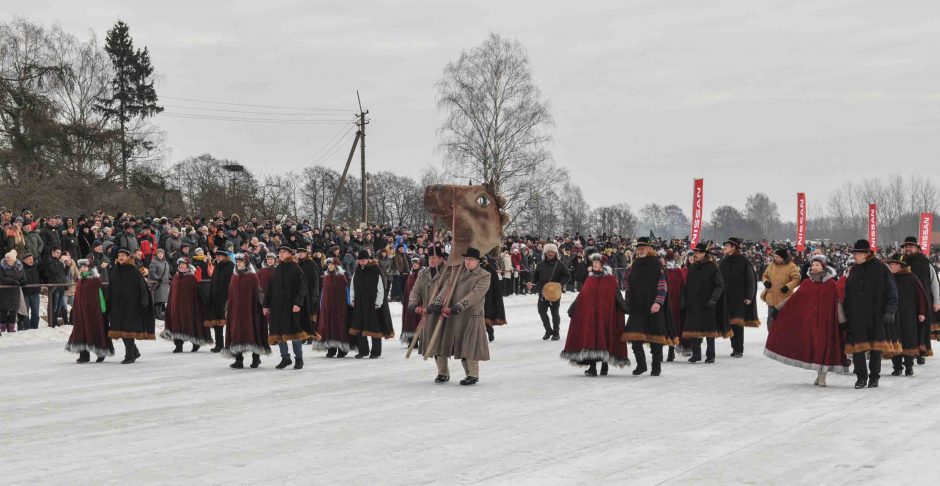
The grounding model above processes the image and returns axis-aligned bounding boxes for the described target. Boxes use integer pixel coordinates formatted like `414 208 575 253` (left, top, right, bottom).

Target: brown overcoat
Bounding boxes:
420 265 490 361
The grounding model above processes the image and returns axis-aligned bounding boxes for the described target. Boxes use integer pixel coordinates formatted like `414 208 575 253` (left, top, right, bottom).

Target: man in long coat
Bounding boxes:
408 247 447 347
901 236 938 362
263 246 312 370
107 248 155 364
622 237 675 376
719 237 760 357
424 247 491 386
682 243 729 363
349 250 392 358
297 247 321 343
844 239 898 389
205 249 234 352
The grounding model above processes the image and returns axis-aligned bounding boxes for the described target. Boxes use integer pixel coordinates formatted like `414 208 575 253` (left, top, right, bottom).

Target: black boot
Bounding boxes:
585 362 598 377
689 342 702 363
173 339 184 353
76 350 90 363
275 355 292 369
191 344 200 352
667 346 676 362
891 367 902 376
486 326 495 342
459 376 479 386
434 374 450 383
867 377 879 388
600 362 609 376
230 353 244 369
121 338 137 364
250 353 261 368
326 348 337 358
210 327 224 353
336 350 348 358
916 356 926 365
854 378 867 389
293 357 304 369
632 343 648 375
905 364 915 376
651 345 663 376
95 354 106 363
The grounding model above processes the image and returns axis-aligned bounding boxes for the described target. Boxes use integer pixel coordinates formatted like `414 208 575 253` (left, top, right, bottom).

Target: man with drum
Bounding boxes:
528 243 571 341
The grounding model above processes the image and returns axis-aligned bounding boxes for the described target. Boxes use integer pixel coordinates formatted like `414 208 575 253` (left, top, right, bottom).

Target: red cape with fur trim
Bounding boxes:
161 272 212 345
224 271 271 356
316 272 356 352
66 276 114 357
561 273 630 367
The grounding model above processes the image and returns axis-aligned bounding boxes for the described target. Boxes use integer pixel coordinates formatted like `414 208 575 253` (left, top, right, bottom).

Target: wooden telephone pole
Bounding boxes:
324 92 369 227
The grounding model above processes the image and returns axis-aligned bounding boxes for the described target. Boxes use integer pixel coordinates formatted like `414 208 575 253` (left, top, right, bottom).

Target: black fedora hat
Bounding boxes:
356 249 371 260
635 237 653 248
692 242 709 253
901 236 920 248
723 237 743 248
888 253 909 266
851 239 872 253
462 247 482 260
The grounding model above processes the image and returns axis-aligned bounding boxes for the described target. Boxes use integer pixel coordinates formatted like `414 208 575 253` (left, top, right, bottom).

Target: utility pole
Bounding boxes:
357 91 369 229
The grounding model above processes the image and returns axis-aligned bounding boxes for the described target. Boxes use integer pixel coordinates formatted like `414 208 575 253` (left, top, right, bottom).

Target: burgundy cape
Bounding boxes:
664 267 687 343
160 272 213 346
65 276 114 357
764 274 849 373
400 271 421 343
223 271 271 357
314 272 357 352
561 273 631 368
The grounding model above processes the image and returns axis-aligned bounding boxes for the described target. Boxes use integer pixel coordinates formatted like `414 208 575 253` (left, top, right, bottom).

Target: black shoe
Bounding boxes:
651 368 661 376
326 349 337 358
230 360 244 369
134 348 140 359
210 345 222 353
600 362 609 376
855 378 867 389
250 354 261 368
434 375 450 384
632 364 648 376
121 355 137 364
585 363 598 377
191 344 200 353
704 357 715 364
891 369 902 376
459 376 479 386
336 351 348 358
275 357 292 369
96 355 106 363
651 362 662 376
76 351 90 363
917 357 926 365
369 354 380 359
354 352 368 359
542 332 552 341
172 342 183 353
551 332 560 341
867 378 879 388
731 351 743 358
486 327 495 342
293 357 304 369
905 367 914 376
688 356 701 363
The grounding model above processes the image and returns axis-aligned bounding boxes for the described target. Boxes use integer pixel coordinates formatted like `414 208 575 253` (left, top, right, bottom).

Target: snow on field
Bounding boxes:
1 291 939 485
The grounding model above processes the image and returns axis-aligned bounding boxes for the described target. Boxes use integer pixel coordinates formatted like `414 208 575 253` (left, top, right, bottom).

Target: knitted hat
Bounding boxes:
4 249 17 260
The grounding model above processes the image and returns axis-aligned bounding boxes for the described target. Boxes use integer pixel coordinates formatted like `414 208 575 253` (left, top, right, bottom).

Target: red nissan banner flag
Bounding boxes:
920 212 934 252
690 179 704 246
795 193 807 252
868 203 878 251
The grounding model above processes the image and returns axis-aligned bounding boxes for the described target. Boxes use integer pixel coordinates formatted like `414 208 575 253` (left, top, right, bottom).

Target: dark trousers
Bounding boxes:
853 351 882 381
691 338 715 360
358 336 382 357
537 299 561 333
632 342 663 369
730 324 744 353
891 355 914 371
212 327 224 348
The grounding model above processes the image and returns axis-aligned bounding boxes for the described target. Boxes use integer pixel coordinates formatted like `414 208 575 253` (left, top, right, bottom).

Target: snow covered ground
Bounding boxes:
2 292 939 485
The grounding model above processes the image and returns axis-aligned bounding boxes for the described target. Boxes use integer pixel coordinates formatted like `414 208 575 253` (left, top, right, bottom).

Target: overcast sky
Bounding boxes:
7 1 940 220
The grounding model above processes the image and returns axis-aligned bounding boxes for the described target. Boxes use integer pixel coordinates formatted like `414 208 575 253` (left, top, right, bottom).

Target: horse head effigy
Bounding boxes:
424 182 507 266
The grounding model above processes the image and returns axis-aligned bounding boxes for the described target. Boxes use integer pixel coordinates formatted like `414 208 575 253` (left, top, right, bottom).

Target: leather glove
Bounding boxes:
763 281 772 289
883 313 895 325
449 305 461 316
707 299 717 309
781 286 789 294
425 304 442 315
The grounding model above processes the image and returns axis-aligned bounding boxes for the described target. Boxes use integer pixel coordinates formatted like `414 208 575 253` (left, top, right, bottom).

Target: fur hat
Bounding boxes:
76 258 90 267
4 249 16 261
588 253 603 262
774 248 790 261
851 239 872 253
543 243 559 255
811 254 828 265
356 249 371 260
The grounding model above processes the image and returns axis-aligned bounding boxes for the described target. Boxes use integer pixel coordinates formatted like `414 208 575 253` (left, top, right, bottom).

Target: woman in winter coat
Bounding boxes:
0 250 26 334
315 257 355 357
223 254 271 368
64 259 113 362
764 256 849 387
561 253 631 376
149 248 171 318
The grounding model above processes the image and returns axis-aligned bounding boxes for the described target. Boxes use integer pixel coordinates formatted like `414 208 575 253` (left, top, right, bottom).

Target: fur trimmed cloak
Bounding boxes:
161 271 213 346
562 269 630 367
65 273 114 357
315 270 356 352
223 269 271 357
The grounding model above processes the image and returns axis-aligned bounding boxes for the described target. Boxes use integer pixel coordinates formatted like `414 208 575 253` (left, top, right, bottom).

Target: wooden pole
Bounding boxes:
420 265 464 361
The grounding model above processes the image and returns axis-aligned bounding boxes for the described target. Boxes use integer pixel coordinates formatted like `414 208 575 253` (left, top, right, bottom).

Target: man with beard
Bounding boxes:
527 243 571 341
263 246 312 370
205 249 235 353
107 249 155 364
719 237 760 357
296 246 321 344
844 239 898 389
901 236 939 363
349 250 394 358
682 243 730 363
622 237 675 376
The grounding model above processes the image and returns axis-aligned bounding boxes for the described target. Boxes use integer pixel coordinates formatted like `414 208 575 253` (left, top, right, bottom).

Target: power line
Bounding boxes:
160 113 354 124
161 95 349 112
163 104 354 117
